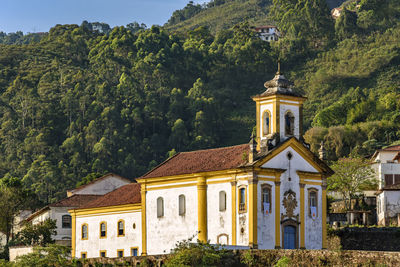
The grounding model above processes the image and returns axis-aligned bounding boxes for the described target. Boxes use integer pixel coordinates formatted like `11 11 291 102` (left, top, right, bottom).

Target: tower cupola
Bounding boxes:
252 65 306 151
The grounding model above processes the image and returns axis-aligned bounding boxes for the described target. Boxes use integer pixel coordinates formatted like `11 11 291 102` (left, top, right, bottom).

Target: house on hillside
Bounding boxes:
371 146 400 226
25 173 131 246
254 26 280 42
331 7 343 19
69 68 333 259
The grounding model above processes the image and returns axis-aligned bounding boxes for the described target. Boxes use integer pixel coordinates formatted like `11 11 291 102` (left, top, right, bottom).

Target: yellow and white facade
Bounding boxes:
70 71 333 258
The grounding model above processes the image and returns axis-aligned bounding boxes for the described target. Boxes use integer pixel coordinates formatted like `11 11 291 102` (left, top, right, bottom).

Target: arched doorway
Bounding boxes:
283 225 297 249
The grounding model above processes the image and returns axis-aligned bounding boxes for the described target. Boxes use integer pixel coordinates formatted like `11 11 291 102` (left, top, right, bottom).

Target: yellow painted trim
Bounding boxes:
81 223 88 240
130 247 139 256
238 185 247 214
117 219 125 237
99 221 107 239
147 183 197 191
206 179 232 185
80 252 87 259
273 97 280 135
274 179 281 248
322 187 327 249
197 176 208 242
70 204 141 216
137 169 245 185
231 181 237 245
297 171 323 180
300 184 305 249
248 179 258 247
117 249 124 257
99 250 107 257
258 177 276 182
299 104 303 137
76 210 140 218
71 212 76 258
141 185 147 256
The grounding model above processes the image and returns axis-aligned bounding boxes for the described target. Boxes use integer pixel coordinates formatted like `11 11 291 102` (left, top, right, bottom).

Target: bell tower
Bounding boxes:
252 64 306 151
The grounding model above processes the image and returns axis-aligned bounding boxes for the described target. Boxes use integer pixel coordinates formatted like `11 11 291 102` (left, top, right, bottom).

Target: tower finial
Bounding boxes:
276 59 281 75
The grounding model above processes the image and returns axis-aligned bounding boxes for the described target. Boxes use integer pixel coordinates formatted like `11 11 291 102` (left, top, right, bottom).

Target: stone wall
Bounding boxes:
74 249 400 266
332 227 400 251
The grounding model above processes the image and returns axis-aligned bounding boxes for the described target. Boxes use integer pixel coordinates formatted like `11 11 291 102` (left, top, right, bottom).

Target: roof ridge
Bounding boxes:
68 173 131 192
179 143 247 154
139 152 181 179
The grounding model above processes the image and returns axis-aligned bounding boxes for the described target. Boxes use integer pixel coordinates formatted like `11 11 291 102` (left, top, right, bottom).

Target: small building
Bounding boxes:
331 7 343 19
70 68 333 259
371 146 400 226
25 173 131 246
254 26 280 42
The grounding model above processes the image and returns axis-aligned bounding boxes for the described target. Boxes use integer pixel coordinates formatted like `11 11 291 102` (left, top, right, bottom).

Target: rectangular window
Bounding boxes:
62 215 71 228
81 224 88 240
385 174 394 186
308 190 318 218
100 222 107 238
157 197 164 218
261 185 271 215
118 220 124 236
81 252 87 259
117 250 124 258
131 247 138 256
239 187 246 213
100 251 106 258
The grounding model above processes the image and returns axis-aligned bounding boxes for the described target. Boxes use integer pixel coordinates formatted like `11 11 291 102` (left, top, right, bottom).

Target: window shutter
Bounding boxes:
219 191 226 211
179 195 185 215
157 197 164 217
395 174 400 184
385 174 394 186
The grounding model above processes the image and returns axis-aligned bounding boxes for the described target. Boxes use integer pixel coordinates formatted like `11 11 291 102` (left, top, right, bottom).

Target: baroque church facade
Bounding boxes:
70 70 333 258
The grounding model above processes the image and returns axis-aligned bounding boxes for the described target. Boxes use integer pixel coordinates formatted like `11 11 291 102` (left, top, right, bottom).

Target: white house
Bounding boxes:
70 69 333 258
25 173 131 246
254 26 280 42
371 146 400 226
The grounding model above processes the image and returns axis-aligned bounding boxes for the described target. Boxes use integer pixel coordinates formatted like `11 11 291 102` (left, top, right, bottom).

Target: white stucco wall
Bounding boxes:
261 146 322 249
31 208 72 242
75 210 142 258
207 182 232 245
257 180 275 249
380 191 400 221
373 162 400 189
279 102 300 142
375 151 397 163
146 186 198 255
72 175 130 195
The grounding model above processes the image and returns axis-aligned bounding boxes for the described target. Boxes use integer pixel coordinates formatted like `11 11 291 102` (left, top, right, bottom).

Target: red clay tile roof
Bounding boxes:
26 194 101 221
49 194 100 207
78 183 141 209
140 144 249 179
382 145 400 151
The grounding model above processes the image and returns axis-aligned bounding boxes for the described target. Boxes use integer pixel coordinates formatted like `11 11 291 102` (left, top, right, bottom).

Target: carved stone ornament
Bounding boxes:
281 190 299 221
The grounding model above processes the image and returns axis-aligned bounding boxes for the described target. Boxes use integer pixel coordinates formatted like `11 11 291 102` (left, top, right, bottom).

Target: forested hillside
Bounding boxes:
0 0 399 205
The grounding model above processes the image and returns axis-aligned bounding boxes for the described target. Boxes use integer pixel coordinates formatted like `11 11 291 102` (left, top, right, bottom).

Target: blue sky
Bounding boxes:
0 0 209 33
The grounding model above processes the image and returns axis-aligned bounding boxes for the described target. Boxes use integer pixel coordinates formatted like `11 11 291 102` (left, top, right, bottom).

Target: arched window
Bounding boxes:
219 191 226 212
262 110 271 136
100 222 107 238
261 184 272 215
308 189 318 218
179 195 186 216
81 224 88 240
117 220 125 237
157 197 164 218
62 215 71 228
238 186 247 213
285 111 295 136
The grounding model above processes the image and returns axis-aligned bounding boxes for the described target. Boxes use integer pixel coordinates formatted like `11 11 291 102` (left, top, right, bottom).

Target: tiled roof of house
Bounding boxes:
26 194 101 222
140 144 249 179
382 145 400 151
78 183 141 209
49 194 100 207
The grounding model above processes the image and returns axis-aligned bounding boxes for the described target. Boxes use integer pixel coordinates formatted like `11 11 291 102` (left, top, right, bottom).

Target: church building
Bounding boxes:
70 69 333 258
